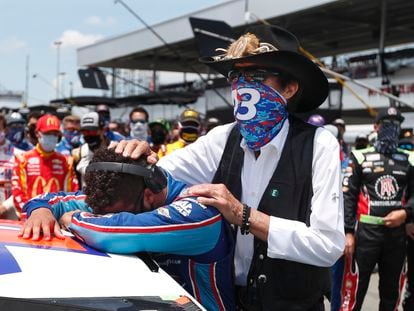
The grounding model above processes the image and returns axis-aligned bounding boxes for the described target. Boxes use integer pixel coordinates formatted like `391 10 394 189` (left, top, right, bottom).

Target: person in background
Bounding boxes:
7 112 32 151
205 117 221 134
149 120 168 159
128 106 149 141
96 104 124 142
401 131 414 310
56 115 81 157
165 108 202 155
354 134 369 150
12 114 78 218
25 111 42 147
72 112 112 188
0 114 23 219
342 107 413 311
109 118 128 137
333 118 349 165
307 114 325 127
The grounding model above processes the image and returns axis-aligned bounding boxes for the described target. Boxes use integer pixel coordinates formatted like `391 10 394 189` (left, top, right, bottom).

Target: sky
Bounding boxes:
0 0 226 107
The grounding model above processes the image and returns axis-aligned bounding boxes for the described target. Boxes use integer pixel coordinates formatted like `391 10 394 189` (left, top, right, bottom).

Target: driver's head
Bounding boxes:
84 148 153 215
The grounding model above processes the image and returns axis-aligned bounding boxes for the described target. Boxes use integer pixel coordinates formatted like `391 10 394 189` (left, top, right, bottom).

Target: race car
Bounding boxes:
0 219 205 310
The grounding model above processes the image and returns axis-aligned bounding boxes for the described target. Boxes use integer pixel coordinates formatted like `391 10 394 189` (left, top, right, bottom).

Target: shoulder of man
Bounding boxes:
351 146 376 165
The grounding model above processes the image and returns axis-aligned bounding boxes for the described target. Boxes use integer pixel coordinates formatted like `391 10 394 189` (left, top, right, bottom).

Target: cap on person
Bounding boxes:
7 112 26 126
179 109 201 126
307 114 325 127
375 107 405 123
200 24 329 113
36 114 61 134
81 112 100 131
333 118 346 127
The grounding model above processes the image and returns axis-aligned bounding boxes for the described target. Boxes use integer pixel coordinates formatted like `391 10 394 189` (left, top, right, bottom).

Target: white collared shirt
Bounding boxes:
159 120 345 286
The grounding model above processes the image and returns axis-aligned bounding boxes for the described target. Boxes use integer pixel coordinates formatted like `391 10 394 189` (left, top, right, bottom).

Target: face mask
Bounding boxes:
7 127 25 144
374 121 400 154
39 134 58 152
130 121 148 141
83 135 102 151
180 127 199 143
0 131 6 144
63 129 81 148
231 76 288 151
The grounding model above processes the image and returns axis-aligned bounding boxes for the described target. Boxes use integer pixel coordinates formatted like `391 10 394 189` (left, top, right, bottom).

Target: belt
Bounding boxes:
359 214 384 225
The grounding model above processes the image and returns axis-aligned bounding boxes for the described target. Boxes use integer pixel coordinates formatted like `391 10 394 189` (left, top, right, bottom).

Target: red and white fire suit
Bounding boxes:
12 145 79 217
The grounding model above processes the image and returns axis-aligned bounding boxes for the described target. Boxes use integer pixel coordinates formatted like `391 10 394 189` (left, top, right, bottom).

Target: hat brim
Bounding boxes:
201 50 328 113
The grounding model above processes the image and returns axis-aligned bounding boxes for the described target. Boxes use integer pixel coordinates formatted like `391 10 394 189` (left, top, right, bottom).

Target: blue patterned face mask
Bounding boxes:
231 76 288 151
374 120 401 154
7 127 25 144
63 129 81 148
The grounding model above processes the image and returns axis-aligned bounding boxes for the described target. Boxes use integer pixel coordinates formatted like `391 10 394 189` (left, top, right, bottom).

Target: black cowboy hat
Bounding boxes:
200 24 328 113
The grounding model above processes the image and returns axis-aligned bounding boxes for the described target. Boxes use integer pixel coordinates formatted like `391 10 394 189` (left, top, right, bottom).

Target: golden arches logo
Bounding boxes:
46 117 58 127
31 176 61 197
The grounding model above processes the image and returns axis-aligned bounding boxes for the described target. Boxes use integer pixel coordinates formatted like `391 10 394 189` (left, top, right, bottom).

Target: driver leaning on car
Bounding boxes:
20 147 234 311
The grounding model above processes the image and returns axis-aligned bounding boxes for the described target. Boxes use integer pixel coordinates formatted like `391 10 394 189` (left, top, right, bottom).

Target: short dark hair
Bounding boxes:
84 148 146 214
129 106 149 122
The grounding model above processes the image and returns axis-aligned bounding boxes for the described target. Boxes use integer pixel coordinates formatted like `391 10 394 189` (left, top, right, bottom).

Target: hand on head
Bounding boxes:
108 139 158 164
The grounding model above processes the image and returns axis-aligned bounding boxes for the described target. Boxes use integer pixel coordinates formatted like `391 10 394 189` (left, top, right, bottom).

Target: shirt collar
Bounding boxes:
240 118 290 153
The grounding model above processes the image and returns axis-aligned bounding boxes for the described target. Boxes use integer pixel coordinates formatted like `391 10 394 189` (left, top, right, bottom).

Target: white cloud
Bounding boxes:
0 37 26 54
52 30 103 48
84 16 116 27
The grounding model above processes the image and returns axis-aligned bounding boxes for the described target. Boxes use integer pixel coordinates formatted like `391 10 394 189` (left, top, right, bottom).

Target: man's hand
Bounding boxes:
344 233 355 258
59 210 80 230
406 223 414 240
383 209 407 228
108 140 158 163
188 183 244 226
18 208 64 241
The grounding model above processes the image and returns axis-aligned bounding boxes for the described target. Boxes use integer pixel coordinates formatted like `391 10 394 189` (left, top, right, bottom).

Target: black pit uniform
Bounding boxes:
343 146 414 311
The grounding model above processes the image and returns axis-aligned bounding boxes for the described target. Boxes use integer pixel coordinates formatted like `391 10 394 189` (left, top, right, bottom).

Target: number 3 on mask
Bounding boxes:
232 88 260 121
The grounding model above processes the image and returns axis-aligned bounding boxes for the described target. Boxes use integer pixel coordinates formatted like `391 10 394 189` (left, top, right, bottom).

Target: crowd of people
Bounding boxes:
1 24 413 311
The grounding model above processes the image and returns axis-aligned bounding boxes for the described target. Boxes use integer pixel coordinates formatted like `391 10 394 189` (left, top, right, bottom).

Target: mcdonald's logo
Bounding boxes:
46 117 59 127
31 176 61 198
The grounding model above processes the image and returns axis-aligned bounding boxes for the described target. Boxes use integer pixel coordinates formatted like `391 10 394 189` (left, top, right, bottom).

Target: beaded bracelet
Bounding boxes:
240 204 251 235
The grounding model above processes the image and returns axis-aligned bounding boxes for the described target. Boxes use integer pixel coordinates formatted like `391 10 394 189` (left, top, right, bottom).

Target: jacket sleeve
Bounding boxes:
23 191 91 219
343 151 363 233
69 197 224 256
11 154 28 213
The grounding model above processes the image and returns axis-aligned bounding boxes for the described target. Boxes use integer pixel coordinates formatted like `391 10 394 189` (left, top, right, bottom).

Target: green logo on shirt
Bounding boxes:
271 189 279 197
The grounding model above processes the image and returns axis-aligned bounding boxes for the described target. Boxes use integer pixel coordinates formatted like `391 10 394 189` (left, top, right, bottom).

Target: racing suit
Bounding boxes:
342 146 414 310
23 177 235 311
0 141 21 203
12 145 79 217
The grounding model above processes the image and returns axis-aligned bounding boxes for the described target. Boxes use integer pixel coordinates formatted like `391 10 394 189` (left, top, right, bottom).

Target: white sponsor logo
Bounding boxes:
366 154 380 162
28 158 40 164
171 200 192 216
157 207 171 218
374 175 399 200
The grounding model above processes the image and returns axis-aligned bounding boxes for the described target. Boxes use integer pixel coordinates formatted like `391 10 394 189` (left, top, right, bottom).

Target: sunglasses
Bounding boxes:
227 69 280 83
